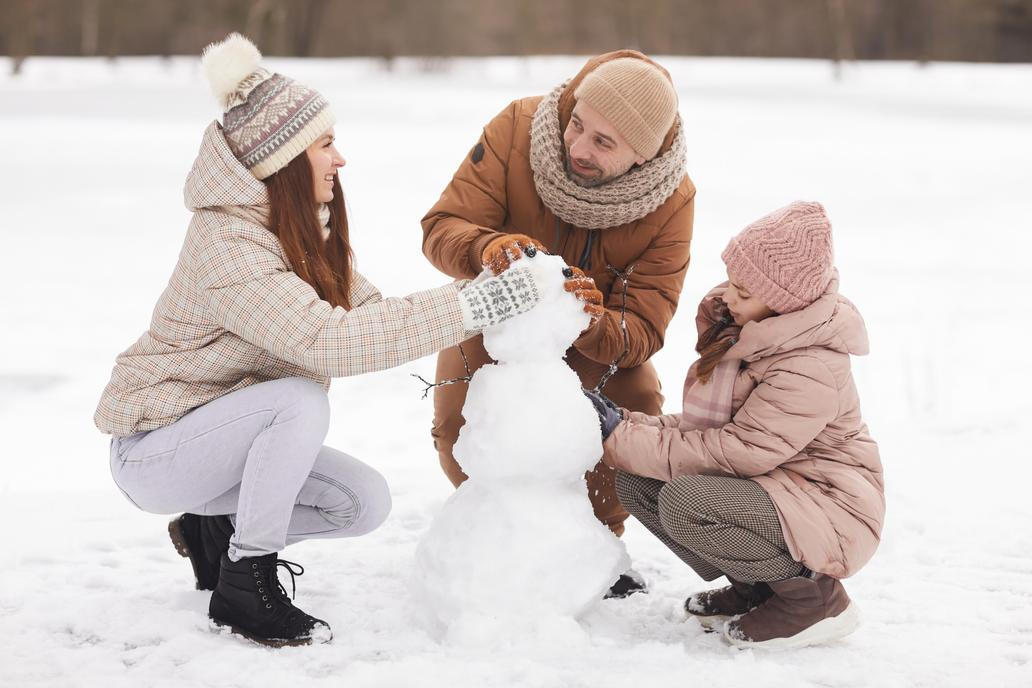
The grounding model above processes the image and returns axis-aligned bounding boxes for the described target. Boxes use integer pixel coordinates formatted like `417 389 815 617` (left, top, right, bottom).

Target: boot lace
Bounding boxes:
274 559 305 601
252 558 306 610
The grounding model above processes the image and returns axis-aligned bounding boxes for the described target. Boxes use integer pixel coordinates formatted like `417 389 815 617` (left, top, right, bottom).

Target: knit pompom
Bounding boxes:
201 33 262 109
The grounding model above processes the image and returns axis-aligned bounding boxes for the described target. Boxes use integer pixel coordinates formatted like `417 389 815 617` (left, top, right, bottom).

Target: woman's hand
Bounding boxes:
457 266 541 330
563 266 604 322
481 233 546 274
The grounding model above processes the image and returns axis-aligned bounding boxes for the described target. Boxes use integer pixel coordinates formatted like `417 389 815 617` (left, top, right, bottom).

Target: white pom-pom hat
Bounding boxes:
200 33 336 179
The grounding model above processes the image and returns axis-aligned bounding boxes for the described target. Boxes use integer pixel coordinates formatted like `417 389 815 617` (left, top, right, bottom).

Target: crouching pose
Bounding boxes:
94 34 592 647
587 201 884 649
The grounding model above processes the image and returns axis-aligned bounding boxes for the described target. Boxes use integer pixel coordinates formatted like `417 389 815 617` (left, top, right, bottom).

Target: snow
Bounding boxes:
2 55 1031 687
481 256 590 364
415 254 627 635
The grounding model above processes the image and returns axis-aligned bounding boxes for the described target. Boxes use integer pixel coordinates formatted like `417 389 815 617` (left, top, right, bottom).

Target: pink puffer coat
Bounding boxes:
603 276 884 578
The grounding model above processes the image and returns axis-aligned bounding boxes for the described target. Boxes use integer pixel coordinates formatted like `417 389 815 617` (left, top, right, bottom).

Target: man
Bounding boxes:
421 50 696 597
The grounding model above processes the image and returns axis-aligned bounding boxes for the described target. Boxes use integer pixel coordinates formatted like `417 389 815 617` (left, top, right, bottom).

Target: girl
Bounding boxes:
94 34 597 648
590 201 884 649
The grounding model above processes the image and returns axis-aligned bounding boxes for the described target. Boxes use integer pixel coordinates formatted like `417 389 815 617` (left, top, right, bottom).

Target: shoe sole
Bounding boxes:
692 614 731 632
208 618 332 648
167 517 212 591
723 602 860 649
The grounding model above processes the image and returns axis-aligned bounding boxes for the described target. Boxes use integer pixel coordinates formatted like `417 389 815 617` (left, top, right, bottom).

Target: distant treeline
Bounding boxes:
3 0 1031 64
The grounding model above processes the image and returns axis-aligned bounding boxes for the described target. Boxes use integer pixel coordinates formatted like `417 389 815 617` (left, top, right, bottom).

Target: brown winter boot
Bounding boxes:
684 578 772 630
724 572 858 649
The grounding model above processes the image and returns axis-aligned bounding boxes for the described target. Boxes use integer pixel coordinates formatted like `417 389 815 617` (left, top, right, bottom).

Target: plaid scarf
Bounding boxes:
680 358 738 430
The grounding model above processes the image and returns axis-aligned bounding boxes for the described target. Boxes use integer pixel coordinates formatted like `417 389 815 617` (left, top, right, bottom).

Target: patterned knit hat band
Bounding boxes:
202 33 335 180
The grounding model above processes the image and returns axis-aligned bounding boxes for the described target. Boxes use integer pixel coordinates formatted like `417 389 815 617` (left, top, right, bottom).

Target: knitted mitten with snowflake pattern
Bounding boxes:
458 267 541 330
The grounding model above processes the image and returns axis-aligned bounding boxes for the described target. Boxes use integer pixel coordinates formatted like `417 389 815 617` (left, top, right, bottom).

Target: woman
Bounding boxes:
94 34 597 648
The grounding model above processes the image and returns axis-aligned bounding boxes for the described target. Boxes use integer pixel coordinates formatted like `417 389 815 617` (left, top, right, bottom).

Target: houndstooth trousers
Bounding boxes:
615 471 804 583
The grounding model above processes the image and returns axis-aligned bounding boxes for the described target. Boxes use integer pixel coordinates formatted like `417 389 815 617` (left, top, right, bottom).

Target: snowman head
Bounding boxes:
483 254 591 363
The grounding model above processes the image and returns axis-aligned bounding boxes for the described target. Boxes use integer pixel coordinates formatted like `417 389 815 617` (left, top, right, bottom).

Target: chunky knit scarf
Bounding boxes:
529 82 688 230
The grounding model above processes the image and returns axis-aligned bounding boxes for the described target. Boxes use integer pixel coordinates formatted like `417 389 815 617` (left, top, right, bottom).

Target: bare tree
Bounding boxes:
827 0 855 79
81 0 100 56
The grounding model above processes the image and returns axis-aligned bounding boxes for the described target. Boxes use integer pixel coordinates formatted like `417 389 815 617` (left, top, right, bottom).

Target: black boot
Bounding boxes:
168 513 233 591
208 553 332 647
605 568 649 599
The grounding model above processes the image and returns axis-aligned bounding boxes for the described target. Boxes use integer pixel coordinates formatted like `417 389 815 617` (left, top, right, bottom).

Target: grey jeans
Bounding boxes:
109 377 392 561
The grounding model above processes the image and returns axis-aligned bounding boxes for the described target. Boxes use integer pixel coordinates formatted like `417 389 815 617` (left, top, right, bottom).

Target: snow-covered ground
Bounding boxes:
2 55 1030 687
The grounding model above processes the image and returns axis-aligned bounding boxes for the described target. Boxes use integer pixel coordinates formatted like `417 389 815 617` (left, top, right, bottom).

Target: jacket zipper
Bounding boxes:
577 230 595 270
553 218 595 271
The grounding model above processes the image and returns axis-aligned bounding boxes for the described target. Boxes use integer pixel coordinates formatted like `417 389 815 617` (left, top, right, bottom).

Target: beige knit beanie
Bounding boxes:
573 57 678 160
201 33 336 180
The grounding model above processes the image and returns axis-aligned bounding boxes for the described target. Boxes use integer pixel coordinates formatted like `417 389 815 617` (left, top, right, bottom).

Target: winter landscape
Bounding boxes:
2 55 1031 687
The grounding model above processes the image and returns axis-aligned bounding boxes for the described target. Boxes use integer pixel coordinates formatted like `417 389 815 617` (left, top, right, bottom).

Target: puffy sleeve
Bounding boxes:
195 225 476 378
572 196 694 367
604 354 838 482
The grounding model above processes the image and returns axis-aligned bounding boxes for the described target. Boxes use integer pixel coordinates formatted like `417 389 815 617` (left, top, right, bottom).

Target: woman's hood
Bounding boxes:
183 121 269 212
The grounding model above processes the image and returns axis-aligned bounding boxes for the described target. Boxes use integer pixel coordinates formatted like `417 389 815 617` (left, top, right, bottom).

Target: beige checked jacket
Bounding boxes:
95 122 474 437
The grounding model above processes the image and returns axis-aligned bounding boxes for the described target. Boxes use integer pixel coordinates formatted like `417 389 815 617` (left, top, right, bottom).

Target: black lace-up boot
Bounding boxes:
208 553 332 647
168 513 234 591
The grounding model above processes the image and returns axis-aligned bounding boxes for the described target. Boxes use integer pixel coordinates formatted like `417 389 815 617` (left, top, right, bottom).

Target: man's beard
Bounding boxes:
564 156 611 188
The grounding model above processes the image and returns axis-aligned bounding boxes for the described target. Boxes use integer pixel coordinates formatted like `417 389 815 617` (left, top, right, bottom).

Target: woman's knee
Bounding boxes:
347 469 392 536
316 460 392 537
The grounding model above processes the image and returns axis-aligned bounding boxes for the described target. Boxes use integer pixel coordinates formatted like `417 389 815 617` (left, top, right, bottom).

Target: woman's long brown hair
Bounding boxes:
263 153 353 309
695 302 738 384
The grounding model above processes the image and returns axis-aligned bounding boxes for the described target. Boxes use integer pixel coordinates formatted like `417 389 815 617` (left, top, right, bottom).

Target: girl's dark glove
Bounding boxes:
582 388 623 441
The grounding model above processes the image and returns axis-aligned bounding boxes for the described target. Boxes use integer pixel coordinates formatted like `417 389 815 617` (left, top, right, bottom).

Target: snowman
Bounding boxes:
414 253 629 641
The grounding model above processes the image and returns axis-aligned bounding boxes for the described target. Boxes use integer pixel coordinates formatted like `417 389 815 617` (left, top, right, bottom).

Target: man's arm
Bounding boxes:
573 196 695 367
421 101 520 280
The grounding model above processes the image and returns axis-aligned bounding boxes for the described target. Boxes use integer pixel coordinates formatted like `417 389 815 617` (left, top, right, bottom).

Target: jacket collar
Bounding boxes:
721 271 871 362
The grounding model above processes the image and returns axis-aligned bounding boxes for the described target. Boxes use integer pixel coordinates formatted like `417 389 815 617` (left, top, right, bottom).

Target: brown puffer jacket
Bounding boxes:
421 50 696 368
604 277 885 578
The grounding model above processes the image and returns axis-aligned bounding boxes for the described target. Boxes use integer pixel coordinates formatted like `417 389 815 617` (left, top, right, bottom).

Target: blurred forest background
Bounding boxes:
2 0 1031 71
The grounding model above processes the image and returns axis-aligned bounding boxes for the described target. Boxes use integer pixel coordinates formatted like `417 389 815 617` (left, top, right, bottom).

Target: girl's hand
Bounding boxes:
582 387 623 440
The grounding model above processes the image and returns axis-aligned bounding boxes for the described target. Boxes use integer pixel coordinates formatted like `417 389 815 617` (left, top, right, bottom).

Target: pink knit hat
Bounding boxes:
721 201 834 314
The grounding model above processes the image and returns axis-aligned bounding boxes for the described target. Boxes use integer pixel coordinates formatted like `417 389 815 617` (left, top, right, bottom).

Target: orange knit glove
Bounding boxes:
481 233 546 274
563 266 604 322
